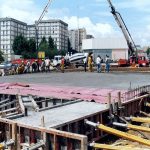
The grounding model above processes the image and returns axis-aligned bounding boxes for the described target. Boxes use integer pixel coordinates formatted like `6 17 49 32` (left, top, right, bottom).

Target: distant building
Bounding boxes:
0 18 68 61
28 20 68 51
69 28 86 52
0 18 27 61
86 34 94 39
82 37 128 61
27 25 35 40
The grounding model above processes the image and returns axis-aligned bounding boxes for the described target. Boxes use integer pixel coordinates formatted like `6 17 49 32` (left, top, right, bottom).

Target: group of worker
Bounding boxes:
0 56 66 76
85 53 110 73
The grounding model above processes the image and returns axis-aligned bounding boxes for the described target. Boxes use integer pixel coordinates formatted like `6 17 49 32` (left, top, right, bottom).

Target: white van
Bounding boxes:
53 55 62 66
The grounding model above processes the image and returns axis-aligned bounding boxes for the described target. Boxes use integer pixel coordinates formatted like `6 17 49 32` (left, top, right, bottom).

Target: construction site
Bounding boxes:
0 72 149 150
0 0 150 149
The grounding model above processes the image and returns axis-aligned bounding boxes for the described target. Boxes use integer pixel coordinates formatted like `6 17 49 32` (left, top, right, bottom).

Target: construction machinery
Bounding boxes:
107 0 149 67
35 0 52 51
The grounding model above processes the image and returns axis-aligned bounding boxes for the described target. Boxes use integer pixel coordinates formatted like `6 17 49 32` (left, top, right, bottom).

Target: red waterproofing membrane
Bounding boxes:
0 83 127 104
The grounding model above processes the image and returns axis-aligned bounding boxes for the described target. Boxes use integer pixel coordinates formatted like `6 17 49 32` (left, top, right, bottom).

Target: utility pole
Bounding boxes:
35 0 52 54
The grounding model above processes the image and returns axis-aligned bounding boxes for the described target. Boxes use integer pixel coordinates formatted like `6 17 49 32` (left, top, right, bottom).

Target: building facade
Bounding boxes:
27 20 68 52
0 18 68 61
86 34 94 39
82 37 128 62
69 28 86 52
0 18 27 61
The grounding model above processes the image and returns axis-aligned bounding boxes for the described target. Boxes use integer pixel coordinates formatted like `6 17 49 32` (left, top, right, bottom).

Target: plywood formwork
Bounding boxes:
0 84 149 149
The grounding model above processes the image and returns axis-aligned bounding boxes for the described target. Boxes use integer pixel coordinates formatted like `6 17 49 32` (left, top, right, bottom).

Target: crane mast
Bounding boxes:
107 0 137 57
35 0 52 51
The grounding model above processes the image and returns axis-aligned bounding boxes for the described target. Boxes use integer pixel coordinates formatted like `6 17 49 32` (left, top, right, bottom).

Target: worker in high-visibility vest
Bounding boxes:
61 56 65 73
88 53 93 72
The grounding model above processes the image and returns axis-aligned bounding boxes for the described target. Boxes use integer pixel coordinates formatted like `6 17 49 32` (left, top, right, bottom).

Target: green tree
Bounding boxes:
0 50 4 62
25 39 37 58
48 36 55 50
146 47 150 55
58 50 67 56
68 38 72 52
28 39 36 53
12 34 28 55
38 37 49 57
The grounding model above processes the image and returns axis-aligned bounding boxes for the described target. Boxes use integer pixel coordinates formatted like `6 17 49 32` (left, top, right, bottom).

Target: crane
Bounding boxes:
35 0 52 51
107 0 137 57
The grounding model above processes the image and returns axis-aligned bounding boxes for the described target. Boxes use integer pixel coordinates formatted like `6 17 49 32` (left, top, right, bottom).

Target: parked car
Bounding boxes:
0 61 12 69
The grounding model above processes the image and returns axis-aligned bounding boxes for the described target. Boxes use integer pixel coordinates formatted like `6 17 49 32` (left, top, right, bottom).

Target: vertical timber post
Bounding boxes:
118 91 122 116
12 123 17 150
81 136 88 150
108 93 112 116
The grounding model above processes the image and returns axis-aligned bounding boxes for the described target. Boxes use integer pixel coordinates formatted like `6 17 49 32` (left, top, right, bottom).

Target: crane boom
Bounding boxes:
35 0 52 28
35 0 52 51
107 0 137 57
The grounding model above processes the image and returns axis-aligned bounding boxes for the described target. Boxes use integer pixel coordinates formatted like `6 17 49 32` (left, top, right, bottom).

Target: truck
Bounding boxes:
107 0 149 67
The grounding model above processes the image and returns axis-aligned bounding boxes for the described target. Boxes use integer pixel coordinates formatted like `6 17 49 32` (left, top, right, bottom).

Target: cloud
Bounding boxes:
0 0 150 46
0 0 39 24
63 16 119 37
115 0 150 12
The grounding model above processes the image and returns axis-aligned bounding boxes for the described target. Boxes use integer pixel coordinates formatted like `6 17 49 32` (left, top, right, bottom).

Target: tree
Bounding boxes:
58 50 67 56
146 47 150 56
48 36 55 50
68 38 72 52
12 34 28 55
0 50 4 62
38 37 49 57
28 39 36 53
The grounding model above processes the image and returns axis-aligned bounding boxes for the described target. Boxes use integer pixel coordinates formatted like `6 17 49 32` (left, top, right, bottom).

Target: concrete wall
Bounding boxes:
112 49 128 60
82 38 129 61
82 37 128 50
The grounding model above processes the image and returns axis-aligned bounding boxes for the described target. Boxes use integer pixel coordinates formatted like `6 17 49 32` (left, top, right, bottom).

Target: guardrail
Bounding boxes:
121 85 150 102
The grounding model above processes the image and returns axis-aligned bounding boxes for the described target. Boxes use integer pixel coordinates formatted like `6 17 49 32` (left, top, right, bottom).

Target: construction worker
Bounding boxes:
88 53 93 72
45 58 50 73
61 56 65 73
105 55 110 73
96 55 101 73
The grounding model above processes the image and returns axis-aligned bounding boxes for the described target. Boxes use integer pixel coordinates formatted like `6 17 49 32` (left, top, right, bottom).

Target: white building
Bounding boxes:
27 20 68 51
0 18 69 61
69 28 86 52
0 18 27 61
82 37 128 61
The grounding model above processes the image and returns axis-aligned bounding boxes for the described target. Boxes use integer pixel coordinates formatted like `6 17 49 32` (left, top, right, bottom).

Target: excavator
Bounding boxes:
107 0 149 67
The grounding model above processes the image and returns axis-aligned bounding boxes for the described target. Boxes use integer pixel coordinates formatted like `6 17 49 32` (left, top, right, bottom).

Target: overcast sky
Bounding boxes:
0 0 150 46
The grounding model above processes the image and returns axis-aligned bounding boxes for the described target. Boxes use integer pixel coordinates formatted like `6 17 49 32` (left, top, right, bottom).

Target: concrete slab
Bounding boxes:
14 101 108 128
0 83 126 104
0 72 150 89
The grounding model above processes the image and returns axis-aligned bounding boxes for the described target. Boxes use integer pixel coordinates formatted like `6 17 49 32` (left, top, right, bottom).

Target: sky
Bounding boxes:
0 0 150 46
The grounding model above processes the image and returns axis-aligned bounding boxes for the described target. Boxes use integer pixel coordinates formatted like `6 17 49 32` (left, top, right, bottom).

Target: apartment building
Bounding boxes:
0 18 27 61
69 28 86 52
27 20 68 51
0 18 68 61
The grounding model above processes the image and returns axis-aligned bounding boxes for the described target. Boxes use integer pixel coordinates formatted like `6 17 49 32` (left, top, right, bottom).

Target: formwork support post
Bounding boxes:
54 135 59 150
81 136 88 150
118 92 121 107
12 123 17 150
108 93 112 116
